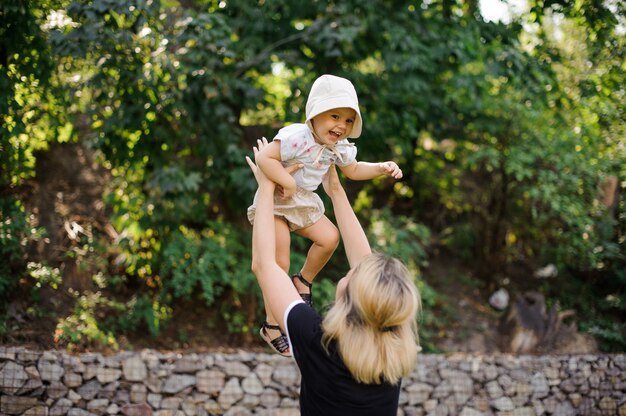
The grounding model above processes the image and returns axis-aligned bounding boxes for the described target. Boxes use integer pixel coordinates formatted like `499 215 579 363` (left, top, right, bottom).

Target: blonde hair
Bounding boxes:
322 253 421 385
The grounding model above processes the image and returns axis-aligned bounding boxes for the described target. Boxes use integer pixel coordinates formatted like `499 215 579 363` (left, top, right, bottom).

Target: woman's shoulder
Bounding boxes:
285 302 322 342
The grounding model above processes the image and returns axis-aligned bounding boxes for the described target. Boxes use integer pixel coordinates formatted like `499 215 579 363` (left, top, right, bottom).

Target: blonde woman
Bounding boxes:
247 138 421 415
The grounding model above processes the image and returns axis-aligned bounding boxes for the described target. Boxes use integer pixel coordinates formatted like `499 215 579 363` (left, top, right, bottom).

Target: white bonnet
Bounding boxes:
305 74 362 139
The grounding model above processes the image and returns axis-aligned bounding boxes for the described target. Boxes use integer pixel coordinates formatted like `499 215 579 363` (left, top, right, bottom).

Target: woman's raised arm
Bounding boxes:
247 139 303 333
322 164 372 269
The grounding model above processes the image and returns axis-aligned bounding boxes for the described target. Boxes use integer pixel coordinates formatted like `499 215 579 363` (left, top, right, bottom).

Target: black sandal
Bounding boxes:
292 272 313 308
260 322 291 357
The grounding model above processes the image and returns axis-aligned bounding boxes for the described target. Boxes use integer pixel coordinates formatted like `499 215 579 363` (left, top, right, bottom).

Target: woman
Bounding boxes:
247 138 421 415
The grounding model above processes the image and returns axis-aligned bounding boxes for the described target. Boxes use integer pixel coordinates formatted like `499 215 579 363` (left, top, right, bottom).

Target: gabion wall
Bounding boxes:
1 347 625 415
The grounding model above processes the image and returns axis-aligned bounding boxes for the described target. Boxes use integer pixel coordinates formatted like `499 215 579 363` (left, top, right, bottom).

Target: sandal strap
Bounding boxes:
263 322 283 332
292 273 313 308
300 293 313 308
269 334 290 354
292 272 312 288
261 322 290 355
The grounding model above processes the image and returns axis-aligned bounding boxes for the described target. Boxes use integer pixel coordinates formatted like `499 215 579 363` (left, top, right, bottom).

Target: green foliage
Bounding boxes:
119 294 172 338
0 201 29 300
1 0 66 305
160 221 255 308
367 208 430 272
364 208 444 351
55 291 122 351
2 0 624 351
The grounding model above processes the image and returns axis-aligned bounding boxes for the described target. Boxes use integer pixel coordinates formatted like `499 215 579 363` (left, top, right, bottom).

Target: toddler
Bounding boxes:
248 74 402 356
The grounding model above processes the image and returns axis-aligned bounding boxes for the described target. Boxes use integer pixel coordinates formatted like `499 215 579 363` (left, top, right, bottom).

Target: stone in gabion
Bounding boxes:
67 408 92 416
122 356 147 382
161 396 182 410
99 380 119 400
218 377 244 409
67 389 81 403
485 380 503 399
37 360 64 382
491 396 514 412
219 361 251 378
22 405 48 415
530 372 549 399
224 406 252 416
272 364 299 386
0 361 28 394
459 406 482 416
148 392 162 408
554 400 575 416
87 398 109 413
432 379 451 399
16 378 43 395
145 375 163 393
82 364 98 381
259 387 280 409
181 397 199 415
512 407 534 416
47 380 68 400
76 379 101 400
241 373 264 395
120 402 153 416
162 374 196 394
174 355 204 374
17 351 41 363
448 371 473 405
2 350 626 415
405 382 433 405
253 363 273 386
240 393 261 410
483 365 498 381
196 369 225 395
63 372 82 388
1 396 39 415
96 367 122 384
202 399 222 414
130 383 147 403
423 399 438 412
599 396 618 414
0 347 17 360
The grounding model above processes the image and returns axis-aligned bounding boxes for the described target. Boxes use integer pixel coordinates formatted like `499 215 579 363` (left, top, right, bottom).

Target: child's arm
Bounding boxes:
255 139 297 199
339 160 403 181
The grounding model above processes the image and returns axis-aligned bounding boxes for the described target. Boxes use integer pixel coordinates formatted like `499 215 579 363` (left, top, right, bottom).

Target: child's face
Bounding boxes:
311 108 356 145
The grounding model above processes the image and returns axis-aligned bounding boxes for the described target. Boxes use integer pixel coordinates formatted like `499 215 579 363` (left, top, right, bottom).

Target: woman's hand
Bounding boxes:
246 138 274 188
322 163 344 199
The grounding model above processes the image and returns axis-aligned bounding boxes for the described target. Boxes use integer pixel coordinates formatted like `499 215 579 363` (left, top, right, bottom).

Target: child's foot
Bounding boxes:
260 322 291 357
292 272 313 308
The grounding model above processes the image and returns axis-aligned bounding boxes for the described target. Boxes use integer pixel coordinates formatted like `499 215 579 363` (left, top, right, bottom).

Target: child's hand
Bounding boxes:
278 163 301 199
380 161 403 179
250 137 302 194
278 180 297 199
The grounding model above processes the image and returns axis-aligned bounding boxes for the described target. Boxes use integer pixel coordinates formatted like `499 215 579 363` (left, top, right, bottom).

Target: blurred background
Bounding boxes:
1 0 624 354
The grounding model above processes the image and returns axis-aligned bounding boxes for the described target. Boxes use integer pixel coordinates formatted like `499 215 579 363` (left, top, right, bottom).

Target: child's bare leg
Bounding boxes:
294 215 339 292
263 217 291 328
